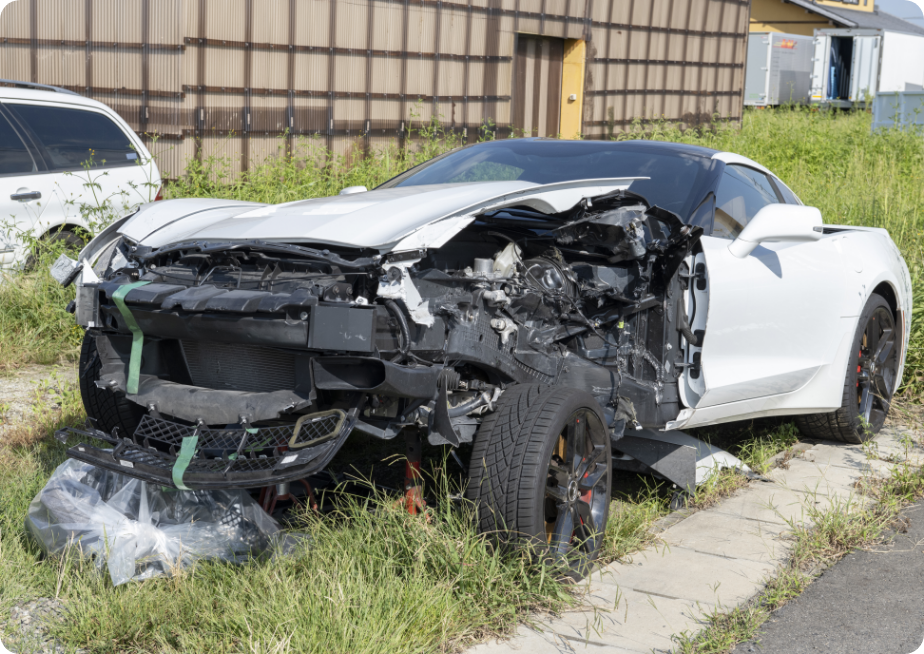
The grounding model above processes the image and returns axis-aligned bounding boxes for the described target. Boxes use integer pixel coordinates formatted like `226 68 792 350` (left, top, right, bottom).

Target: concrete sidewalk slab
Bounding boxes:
800 442 874 471
870 432 924 467
768 458 867 496
660 510 790 564
598 546 778 607
553 588 710 653
768 456 890 505
709 482 820 526
470 588 710 654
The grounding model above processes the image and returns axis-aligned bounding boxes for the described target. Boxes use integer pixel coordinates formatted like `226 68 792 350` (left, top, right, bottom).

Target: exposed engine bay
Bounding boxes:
61 187 704 489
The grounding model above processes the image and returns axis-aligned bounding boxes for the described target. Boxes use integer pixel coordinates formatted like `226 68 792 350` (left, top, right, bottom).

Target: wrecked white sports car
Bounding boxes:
54 139 911 568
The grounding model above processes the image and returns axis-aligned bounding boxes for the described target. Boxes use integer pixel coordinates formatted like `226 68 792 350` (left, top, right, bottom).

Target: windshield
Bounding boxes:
378 139 719 220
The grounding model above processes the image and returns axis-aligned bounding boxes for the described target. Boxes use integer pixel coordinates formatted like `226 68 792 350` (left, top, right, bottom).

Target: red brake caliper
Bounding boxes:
857 349 862 387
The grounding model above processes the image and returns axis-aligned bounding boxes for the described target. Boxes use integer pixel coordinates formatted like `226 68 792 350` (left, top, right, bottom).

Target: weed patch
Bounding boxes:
602 483 669 561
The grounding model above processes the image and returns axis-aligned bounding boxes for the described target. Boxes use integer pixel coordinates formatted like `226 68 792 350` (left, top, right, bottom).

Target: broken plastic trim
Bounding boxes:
135 239 380 269
290 409 346 449
58 395 363 490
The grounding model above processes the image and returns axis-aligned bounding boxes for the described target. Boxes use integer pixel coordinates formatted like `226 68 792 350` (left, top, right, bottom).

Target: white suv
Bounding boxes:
0 80 161 269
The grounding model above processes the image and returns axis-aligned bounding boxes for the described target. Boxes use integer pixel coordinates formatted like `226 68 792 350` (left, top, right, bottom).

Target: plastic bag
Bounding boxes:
25 458 282 586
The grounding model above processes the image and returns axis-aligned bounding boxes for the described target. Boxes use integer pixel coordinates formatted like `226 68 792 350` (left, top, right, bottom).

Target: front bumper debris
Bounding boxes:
58 404 359 490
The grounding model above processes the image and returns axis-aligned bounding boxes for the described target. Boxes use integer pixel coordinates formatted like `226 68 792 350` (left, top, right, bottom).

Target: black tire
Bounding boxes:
466 384 612 575
796 294 899 444
47 229 85 251
78 332 145 437
25 229 85 270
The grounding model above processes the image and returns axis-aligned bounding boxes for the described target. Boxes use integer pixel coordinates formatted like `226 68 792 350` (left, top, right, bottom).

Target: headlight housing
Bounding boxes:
91 236 129 278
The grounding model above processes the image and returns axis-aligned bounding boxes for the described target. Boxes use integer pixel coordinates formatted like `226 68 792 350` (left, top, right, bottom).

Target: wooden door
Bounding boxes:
513 35 564 137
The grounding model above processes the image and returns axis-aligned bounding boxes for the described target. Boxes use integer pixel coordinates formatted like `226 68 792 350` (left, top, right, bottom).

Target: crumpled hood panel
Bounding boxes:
121 182 535 250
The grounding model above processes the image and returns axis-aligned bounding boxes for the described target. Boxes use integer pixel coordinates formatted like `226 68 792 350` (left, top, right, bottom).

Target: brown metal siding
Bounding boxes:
0 0 748 176
513 35 563 137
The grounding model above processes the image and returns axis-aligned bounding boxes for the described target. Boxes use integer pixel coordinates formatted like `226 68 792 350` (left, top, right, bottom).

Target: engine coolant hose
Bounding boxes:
447 393 489 417
677 313 702 347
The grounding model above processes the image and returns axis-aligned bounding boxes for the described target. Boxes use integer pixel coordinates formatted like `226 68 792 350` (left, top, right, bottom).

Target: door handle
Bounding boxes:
11 191 41 201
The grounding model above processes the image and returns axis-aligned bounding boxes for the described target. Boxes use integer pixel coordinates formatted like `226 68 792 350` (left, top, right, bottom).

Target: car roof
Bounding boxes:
0 85 121 114
504 137 721 158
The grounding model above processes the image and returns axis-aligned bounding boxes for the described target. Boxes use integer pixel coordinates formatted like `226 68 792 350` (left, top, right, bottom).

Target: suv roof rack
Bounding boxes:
0 79 80 96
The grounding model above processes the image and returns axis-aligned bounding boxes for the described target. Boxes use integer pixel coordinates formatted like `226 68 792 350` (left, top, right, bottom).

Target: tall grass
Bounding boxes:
164 115 471 204
0 238 85 369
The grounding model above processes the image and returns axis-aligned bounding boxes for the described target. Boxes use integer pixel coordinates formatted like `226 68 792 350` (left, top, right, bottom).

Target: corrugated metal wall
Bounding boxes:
0 0 749 177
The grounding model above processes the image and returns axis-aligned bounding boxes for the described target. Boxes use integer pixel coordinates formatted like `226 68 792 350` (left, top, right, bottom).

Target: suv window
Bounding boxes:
7 104 138 171
713 164 781 239
0 113 36 175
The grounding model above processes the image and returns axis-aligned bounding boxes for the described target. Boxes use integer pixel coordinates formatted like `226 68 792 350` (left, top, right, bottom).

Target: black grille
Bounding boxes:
133 414 296 449
62 409 357 489
181 340 297 393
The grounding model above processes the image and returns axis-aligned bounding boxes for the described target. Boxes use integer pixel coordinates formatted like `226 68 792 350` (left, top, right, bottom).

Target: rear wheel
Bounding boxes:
796 294 899 444
78 332 145 437
466 384 612 575
46 228 85 252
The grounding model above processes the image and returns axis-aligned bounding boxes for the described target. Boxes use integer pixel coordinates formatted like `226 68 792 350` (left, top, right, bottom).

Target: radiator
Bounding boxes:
180 340 297 393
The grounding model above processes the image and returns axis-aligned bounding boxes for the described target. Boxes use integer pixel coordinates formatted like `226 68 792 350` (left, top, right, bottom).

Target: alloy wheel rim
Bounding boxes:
544 409 609 562
857 306 898 429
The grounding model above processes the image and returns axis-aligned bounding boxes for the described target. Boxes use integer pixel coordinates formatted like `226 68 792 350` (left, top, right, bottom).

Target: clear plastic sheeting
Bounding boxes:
25 459 282 586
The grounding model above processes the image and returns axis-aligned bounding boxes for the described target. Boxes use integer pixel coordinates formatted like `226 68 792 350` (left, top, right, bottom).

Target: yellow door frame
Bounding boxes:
559 38 586 139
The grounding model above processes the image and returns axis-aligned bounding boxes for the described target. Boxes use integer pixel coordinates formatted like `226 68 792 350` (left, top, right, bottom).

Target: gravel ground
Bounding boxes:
0 365 76 442
2 365 79 654
1 599 87 654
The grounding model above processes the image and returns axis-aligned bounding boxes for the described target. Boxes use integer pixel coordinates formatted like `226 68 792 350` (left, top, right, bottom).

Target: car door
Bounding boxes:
4 101 159 240
690 164 847 410
0 109 58 268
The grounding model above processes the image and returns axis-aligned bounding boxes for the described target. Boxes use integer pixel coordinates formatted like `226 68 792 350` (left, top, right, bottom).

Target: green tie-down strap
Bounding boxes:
175 426 257 487
172 429 200 491
110 280 152 395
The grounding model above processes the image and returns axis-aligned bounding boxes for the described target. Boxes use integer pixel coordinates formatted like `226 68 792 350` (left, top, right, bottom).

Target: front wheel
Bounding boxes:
796 293 899 443
466 384 612 576
78 332 145 437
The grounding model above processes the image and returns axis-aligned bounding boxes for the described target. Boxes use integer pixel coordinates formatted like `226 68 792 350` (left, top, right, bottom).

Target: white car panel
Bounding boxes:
118 199 266 245
0 179 56 264
711 152 774 176
695 233 852 409
120 183 533 250
670 223 912 430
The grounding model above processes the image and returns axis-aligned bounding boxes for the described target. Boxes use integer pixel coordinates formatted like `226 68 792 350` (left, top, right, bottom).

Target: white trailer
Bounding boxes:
745 32 815 106
811 27 924 108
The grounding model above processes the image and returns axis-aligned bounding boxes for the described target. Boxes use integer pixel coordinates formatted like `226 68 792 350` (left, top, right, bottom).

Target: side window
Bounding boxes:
713 164 780 239
7 104 138 171
0 113 36 175
771 177 802 205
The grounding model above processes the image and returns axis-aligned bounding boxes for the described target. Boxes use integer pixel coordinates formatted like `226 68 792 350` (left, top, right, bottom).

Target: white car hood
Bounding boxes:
119 179 644 252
